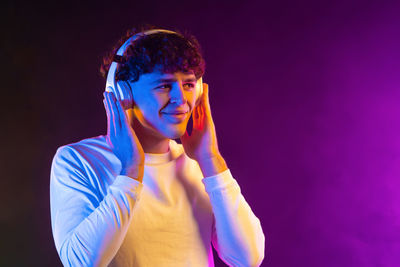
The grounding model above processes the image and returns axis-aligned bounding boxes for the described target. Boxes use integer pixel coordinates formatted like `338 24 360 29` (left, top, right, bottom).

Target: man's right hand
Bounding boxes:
103 91 145 182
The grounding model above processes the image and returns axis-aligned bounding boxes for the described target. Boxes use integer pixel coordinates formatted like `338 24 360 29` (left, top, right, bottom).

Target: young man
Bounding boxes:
50 27 265 266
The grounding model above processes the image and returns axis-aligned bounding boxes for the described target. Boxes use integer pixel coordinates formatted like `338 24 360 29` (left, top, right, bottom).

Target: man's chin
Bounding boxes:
166 130 186 140
160 126 187 140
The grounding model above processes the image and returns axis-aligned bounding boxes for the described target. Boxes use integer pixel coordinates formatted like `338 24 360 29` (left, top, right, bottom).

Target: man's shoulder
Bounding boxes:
51 136 118 192
53 135 111 165
64 135 107 149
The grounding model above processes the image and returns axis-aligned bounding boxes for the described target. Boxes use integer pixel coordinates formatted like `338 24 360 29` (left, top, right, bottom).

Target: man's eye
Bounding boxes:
157 84 171 90
183 83 195 90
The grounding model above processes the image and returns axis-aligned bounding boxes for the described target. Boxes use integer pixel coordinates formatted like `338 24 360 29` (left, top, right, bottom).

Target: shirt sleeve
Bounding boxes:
50 146 143 267
202 169 265 267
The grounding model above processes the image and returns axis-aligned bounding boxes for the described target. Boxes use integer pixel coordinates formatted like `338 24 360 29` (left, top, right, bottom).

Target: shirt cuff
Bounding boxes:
202 169 239 193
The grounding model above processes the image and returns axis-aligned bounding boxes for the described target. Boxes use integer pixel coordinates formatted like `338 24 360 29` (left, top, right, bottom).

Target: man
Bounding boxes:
50 27 265 266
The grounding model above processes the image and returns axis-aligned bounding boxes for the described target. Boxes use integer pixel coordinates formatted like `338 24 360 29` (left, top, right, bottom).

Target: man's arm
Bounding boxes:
50 146 142 266
51 92 145 266
201 168 265 267
181 83 265 266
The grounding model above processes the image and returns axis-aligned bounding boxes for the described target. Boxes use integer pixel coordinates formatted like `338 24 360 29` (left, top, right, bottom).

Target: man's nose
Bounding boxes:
169 82 187 105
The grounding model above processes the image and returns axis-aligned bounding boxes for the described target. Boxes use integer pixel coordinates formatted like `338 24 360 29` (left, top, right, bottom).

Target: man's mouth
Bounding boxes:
161 111 188 122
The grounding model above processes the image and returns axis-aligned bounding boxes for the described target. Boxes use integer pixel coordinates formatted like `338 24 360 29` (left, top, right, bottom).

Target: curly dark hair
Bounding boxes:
100 25 206 83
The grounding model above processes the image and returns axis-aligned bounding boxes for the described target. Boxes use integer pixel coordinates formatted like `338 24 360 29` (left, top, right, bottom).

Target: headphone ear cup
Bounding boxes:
116 81 134 109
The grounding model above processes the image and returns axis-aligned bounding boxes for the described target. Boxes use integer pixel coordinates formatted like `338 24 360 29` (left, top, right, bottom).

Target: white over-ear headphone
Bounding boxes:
105 29 203 108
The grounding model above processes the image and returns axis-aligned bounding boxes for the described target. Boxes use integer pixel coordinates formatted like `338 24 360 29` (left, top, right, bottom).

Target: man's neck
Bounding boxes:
131 118 170 154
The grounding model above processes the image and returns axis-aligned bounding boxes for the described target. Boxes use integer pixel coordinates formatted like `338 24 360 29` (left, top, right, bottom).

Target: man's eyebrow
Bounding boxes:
182 78 197 83
154 78 176 84
153 77 197 84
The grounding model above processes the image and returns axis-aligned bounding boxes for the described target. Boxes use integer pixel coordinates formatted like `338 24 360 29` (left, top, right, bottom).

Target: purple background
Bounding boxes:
3 0 400 266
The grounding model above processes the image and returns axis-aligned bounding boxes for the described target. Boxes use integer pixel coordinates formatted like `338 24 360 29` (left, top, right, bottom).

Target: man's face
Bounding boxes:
128 68 198 140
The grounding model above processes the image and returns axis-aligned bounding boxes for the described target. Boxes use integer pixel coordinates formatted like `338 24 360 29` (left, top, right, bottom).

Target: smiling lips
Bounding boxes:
162 110 189 123
162 108 189 115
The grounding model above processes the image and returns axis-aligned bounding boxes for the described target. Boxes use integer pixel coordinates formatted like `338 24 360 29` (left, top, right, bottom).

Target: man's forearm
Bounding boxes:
202 170 265 266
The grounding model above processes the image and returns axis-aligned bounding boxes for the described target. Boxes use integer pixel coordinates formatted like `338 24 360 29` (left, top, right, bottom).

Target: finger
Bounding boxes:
191 107 196 130
198 102 204 118
202 83 212 117
202 83 215 127
115 96 131 130
103 95 111 137
104 92 117 137
199 105 205 130
106 92 120 136
195 98 205 130
109 91 122 130
193 105 201 130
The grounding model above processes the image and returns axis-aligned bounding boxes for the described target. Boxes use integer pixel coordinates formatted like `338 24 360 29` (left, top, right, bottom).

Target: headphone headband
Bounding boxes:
114 29 179 57
105 28 203 106
106 29 180 97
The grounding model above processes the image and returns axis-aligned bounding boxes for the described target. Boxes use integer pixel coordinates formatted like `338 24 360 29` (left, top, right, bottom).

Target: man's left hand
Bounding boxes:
180 83 228 177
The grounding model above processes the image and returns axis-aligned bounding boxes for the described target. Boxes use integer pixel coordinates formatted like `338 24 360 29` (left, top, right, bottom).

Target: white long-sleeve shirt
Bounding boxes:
50 136 265 266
